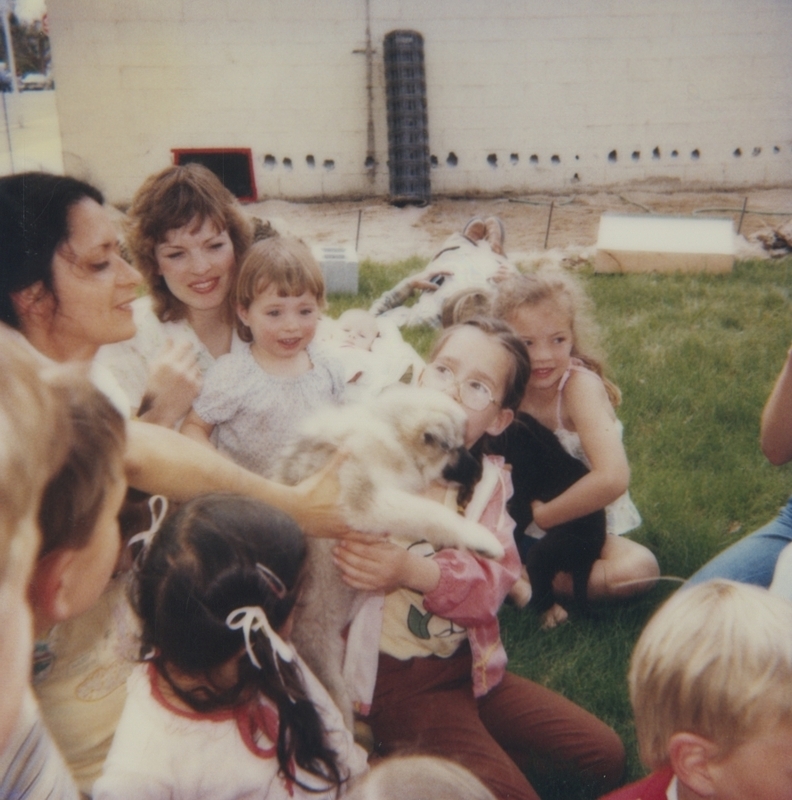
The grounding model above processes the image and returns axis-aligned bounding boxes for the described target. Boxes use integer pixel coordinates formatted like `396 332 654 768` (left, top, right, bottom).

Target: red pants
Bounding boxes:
368 645 625 800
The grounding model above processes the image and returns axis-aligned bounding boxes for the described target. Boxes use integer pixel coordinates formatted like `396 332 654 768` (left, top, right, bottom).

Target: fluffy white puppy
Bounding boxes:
276 384 504 727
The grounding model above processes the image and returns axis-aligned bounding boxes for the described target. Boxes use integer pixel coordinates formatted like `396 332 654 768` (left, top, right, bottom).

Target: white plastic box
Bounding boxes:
595 214 734 274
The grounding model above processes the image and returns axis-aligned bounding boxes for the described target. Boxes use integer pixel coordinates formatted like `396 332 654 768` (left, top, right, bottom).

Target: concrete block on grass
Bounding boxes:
311 244 359 294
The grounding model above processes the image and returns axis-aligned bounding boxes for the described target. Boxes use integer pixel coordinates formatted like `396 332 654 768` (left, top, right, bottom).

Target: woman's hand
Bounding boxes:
333 532 440 593
138 339 202 427
286 452 353 539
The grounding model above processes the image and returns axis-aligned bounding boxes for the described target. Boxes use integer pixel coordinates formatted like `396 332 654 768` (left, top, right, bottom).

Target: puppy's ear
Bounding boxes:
668 731 718 797
484 408 514 439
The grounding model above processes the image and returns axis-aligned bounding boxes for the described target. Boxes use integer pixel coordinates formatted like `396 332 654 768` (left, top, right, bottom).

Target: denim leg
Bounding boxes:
769 542 792 601
686 496 792 588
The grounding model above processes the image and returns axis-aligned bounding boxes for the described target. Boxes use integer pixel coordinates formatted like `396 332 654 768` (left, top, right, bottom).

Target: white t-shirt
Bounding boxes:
93 659 368 800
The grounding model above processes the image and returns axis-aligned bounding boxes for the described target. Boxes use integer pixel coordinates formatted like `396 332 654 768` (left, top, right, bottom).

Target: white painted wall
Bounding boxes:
46 0 792 203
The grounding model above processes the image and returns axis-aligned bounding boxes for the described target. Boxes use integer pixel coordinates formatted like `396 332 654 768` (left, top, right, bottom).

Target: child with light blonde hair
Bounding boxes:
492 267 657 625
181 236 345 476
601 579 792 800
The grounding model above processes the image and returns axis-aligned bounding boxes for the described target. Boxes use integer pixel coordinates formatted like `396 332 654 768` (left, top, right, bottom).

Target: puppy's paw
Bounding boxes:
540 603 569 630
457 520 505 559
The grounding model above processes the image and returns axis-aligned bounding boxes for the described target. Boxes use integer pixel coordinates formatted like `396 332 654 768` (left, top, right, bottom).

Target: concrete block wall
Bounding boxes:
47 0 792 203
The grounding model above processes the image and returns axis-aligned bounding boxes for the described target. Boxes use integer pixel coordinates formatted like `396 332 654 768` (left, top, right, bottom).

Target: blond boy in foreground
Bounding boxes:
601 580 792 800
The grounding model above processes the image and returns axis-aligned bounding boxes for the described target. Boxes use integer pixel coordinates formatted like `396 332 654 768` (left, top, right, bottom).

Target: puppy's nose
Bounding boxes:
442 446 482 489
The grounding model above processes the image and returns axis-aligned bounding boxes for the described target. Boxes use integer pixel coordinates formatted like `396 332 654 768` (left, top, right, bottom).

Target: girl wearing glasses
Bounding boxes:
333 318 625 800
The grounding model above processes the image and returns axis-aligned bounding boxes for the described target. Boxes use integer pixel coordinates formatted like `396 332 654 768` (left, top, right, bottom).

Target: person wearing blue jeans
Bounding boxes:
688 346 792 587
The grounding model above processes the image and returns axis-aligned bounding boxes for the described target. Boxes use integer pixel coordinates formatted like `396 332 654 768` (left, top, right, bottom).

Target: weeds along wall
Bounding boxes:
47 0 792 204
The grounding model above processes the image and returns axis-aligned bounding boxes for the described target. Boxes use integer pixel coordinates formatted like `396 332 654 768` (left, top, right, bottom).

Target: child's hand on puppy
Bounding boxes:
333 532 440 594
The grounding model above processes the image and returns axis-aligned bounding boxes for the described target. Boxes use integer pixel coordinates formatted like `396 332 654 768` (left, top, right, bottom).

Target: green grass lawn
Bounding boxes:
327 256 792 798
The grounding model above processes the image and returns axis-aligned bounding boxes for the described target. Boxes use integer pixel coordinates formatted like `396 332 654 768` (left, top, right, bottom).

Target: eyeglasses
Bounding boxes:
422 362 497 411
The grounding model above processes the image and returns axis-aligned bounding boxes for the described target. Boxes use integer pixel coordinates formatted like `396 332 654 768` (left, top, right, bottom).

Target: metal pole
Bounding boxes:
364 0 375 181
1 3 19 94
2 91 14 173
737 197 748 235
544 200 555 249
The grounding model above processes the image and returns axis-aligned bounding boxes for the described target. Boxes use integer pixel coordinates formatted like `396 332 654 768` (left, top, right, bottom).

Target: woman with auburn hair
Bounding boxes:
97 163 255 428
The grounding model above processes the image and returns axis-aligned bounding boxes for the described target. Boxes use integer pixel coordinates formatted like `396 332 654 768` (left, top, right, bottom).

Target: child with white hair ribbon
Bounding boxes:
93 494 367 800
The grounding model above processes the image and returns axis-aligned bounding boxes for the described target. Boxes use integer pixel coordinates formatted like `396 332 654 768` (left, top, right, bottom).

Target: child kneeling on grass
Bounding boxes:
600 579 792 800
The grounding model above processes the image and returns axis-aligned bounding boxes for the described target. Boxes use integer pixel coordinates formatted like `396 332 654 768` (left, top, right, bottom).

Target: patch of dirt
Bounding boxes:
246 186 792 265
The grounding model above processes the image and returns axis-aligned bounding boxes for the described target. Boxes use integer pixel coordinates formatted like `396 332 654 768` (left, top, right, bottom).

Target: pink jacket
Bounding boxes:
423 455 522 697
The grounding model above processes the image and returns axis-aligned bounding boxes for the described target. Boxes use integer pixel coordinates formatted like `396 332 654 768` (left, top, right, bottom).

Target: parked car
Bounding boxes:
0 68 13 92
20 72 54 91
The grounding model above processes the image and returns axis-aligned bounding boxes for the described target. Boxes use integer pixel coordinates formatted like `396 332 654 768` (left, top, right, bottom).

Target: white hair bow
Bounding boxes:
127 495 168 550
226 606 294 670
